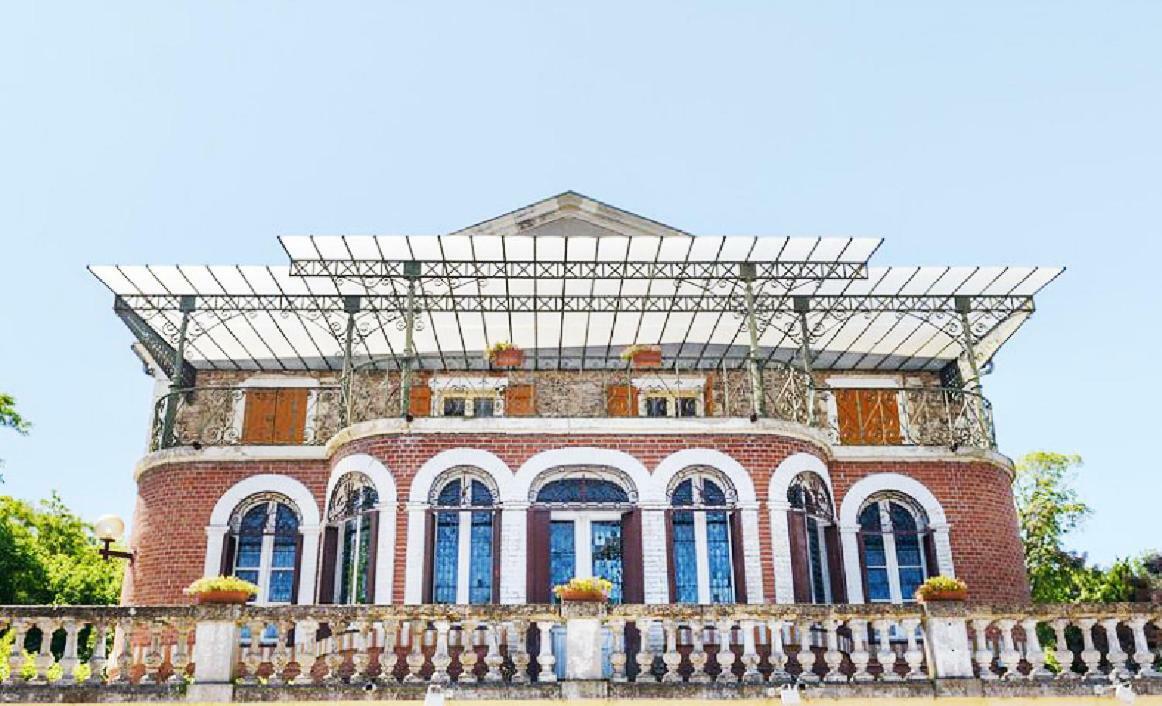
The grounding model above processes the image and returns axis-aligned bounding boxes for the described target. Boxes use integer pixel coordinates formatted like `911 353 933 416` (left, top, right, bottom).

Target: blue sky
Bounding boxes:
0 2 1158 565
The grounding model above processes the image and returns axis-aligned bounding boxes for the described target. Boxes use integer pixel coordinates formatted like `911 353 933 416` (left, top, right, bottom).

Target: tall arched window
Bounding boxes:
787 472 843 604
226 494 301 605
323 472 379 604
858 494 933 603
428 469 497 604
669 470 740 604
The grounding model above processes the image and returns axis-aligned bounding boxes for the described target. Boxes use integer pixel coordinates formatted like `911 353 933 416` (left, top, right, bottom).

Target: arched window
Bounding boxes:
669 470 740 604
324 472 379 604
428 469 497 604
858 494 932 603
787 472 842 604
227 494 301 605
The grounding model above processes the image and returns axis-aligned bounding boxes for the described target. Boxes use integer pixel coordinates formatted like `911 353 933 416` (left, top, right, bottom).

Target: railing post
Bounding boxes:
339 295 360 428
187 609 240 702
160 295 195 449
954 296 990 442
794 296 816 424
400 262 419 418
740 263 765 418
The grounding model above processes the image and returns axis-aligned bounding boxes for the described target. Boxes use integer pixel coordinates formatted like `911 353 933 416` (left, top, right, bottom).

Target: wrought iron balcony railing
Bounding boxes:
148 372 995 452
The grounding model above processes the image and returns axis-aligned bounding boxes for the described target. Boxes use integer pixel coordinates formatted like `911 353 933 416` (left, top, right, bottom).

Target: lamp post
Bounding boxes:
94 515 135 564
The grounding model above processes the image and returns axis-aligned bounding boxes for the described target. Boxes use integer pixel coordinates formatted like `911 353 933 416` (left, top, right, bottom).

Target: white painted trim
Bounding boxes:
429 376 509 391
823 375 902 389
631 376 707 391
408 449 514 504
767 453 834 604
324 454 398 604
507 448 657 504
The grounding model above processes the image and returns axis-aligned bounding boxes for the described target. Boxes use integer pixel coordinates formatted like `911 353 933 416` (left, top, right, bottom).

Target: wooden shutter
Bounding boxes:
241 389 278 444
824 524 846 603
606 384 639 417
527 509 551 603
365 511 380 603
703 373 716 417
621 509 644 604
504 384 535 417
664 511 677 603
835 388 902 445
421 512 435 603
219 534 237 576
787 511 812 603
290 533 304 604
856 532 870 602
409 384 432 417
317 526 339 604
730 511 748 604
272 388 309 444
922 531 940 579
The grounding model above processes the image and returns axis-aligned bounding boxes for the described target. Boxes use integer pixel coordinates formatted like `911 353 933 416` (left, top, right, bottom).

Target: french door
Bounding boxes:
547 512 624 603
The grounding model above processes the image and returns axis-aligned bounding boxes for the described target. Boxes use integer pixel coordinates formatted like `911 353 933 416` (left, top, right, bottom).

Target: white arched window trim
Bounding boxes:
767 453 833 604
430 467 499 605
324 454 397 604
857 494 929 604
837 472 954 604
205 474 321 605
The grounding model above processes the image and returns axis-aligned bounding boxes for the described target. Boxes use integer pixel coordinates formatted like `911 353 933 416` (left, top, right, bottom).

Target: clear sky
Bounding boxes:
1 2 1158 565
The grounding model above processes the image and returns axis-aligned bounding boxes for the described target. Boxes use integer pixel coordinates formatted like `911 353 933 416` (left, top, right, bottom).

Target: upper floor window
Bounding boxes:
669 470 738 604
858 494 932 603
227 495 301 605
325 472 379 604
429 469 497 604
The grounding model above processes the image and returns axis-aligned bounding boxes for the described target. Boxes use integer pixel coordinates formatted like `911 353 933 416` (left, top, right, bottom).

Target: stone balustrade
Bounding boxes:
1 602 1158 701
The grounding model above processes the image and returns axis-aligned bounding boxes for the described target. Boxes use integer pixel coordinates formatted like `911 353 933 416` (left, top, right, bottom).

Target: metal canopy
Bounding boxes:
89 193 1063 377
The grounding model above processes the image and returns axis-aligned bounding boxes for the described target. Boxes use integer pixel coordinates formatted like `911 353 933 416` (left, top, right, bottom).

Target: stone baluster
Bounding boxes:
429 620 452 684
405 620 428 683
740 619 762 684
1128 616 1159 678
242 620 267 685
482 621 503 683
1076 618 1101 681
535 621 557 683
902 618 925 680
632 618 656 683
349 621 373 685
457 621 478 684
797 620 819 684
1102 617 1130 681
267 620 293 686
31 618 57 684
1051 619 1076 678
87 620 109 685
58 619 81 685
292 619 319 685
848 618 872 682
768 619 790 683
822 618 846 683
509 621 531 684
661 619 682 683
5 619 28 685
1020 617 1051 679
995 619 1022 679
169 621 192 685
143 621 165 684
711 620 735 683
971 618 996 680
872 619 899 682
378 619 398 683
329 620 352 684
688 620 710 684
115 617 134 684
607 618 628 682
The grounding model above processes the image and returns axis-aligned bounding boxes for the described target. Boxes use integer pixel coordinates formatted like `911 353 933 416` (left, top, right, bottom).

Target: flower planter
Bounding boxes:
193 589 254 605
629 349 662 368
557 589 608 603
918 589 968 602
490 348 524 368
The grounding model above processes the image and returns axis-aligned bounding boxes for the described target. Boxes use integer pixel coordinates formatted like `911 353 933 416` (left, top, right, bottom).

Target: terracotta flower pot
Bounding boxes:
557 589 608 603
629 349 662 368
491 348 524 368
918 588 968 602
194 589 254 605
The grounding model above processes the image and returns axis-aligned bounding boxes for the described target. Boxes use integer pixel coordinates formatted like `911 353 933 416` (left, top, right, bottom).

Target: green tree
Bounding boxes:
0 392 31 480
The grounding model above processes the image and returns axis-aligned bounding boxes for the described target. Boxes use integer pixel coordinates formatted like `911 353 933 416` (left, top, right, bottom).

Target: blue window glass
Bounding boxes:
469 511 493 604
470 480 493 506
474 398 495 417
433 511 459 603
706 510 734 603
536 478 629 504
859 504 890 602
591 521 623 604
672 510 698 603
437 479 461 506
702 480 726 506
806 516 828 604
549 521 576 603
645 397 669 417
233 501 300 604
443 397 466 416
672 479 694 506
677 397 698 417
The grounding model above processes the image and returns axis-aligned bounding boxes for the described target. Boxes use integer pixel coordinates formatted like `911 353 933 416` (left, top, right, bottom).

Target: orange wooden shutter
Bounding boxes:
606 384 638 417
869 389 902 445
241 389 278 444
703 373 715 416
409 384 432 417
835 388 901 445
835 388 862 444
504 384 535 417
272 388 309 444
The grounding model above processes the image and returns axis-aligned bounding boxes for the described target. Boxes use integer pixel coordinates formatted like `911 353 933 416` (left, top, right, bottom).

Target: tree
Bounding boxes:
0 392 30 480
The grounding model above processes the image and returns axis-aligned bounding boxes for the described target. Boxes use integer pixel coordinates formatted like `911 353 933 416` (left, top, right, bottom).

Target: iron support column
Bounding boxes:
955 296 989 445
400 262 420 418
741 263 765 418
794 296 816 425
160 295 195 448
340 296 360 427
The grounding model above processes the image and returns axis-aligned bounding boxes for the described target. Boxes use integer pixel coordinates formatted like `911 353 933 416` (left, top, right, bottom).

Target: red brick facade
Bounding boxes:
124 432 1028 605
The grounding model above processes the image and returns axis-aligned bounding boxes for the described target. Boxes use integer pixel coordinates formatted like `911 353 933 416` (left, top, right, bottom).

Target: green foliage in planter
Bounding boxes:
184 575 259 595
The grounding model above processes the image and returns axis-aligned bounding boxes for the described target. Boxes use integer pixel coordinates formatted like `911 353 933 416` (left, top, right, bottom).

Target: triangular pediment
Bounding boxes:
448 191 692 239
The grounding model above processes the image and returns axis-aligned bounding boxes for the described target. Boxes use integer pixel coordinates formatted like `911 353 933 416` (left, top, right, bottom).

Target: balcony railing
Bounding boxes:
148 370 995 452
1 602 1159 701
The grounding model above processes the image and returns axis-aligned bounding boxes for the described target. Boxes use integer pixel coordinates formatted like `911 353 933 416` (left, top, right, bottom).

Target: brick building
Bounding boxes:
93 192 1060 610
